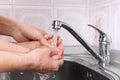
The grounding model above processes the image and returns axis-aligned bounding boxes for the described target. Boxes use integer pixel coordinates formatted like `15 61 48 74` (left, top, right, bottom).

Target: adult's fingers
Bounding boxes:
49 48 59 57
57 43 64 56
44 34 53 40
59 58 64 66
49 59 60 71
37 27 48 36
57 36 62 46
37 34 51 47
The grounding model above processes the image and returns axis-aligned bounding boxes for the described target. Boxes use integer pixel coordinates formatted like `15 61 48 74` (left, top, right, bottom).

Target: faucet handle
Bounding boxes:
88 24 112 43
88 24 112 67
88 24 105 35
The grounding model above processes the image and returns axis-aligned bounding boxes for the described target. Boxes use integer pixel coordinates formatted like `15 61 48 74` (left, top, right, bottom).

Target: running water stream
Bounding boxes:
38 29 59 80
53 29 59 48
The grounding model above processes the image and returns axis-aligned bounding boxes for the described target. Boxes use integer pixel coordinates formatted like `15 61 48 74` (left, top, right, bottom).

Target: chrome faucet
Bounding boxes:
88 24 112 67
52 20 112 68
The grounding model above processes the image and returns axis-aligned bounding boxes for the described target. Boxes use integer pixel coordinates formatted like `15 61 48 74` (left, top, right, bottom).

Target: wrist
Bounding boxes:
14 53 34 71
18 53 33 71
23 52 35 71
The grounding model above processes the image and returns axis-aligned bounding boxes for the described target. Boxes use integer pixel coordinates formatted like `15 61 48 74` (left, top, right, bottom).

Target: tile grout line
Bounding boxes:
52 0 55 20
51 0 55 33
11 0 14 18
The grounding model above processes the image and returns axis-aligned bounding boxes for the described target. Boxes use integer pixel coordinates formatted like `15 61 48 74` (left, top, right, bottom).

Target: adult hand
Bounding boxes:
17 35 64 65
27 46 62 74
52 36 64 63
17 36 64 74
12 23 51 47
45 35 64 66
16 35 64 58
16 41 41 50
0 16 51 47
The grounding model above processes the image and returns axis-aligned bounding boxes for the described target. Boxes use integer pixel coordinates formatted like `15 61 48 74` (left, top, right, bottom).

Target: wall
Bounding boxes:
0 0 120 50
0 0 90 46
90 0 120 50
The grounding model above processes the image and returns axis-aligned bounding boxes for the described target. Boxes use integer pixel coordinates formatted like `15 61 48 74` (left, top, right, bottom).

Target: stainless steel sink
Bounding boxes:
53 61 110 80
10 59 112 80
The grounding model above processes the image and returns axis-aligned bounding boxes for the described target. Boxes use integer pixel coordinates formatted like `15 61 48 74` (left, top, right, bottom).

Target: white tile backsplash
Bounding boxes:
0 0 11 4
111 2 120 50
54 0 89 7
90 0 120 50
13 0 52 5
54 7 89 45
0 6 12 17
0 0 120 50
89 4 111 46
13 6 52 33
90 0 111 6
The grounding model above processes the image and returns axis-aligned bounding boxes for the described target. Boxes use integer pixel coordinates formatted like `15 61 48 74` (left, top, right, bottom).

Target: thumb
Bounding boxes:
44 34 53 40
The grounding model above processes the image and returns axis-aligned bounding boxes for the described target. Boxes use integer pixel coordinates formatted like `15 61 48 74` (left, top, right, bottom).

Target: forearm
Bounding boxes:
0 16 19 36
0 51 31 72
0 39 29 53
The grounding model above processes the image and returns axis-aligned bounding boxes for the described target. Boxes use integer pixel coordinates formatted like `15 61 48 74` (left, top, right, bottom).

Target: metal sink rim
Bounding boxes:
63 55 116 80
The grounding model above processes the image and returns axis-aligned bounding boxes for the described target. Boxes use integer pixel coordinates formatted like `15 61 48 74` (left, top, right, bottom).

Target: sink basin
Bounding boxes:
54 61 110 80
10 60 111 80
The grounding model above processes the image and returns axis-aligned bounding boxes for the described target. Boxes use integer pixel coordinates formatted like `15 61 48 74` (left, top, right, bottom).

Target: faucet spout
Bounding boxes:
52 20 104 64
